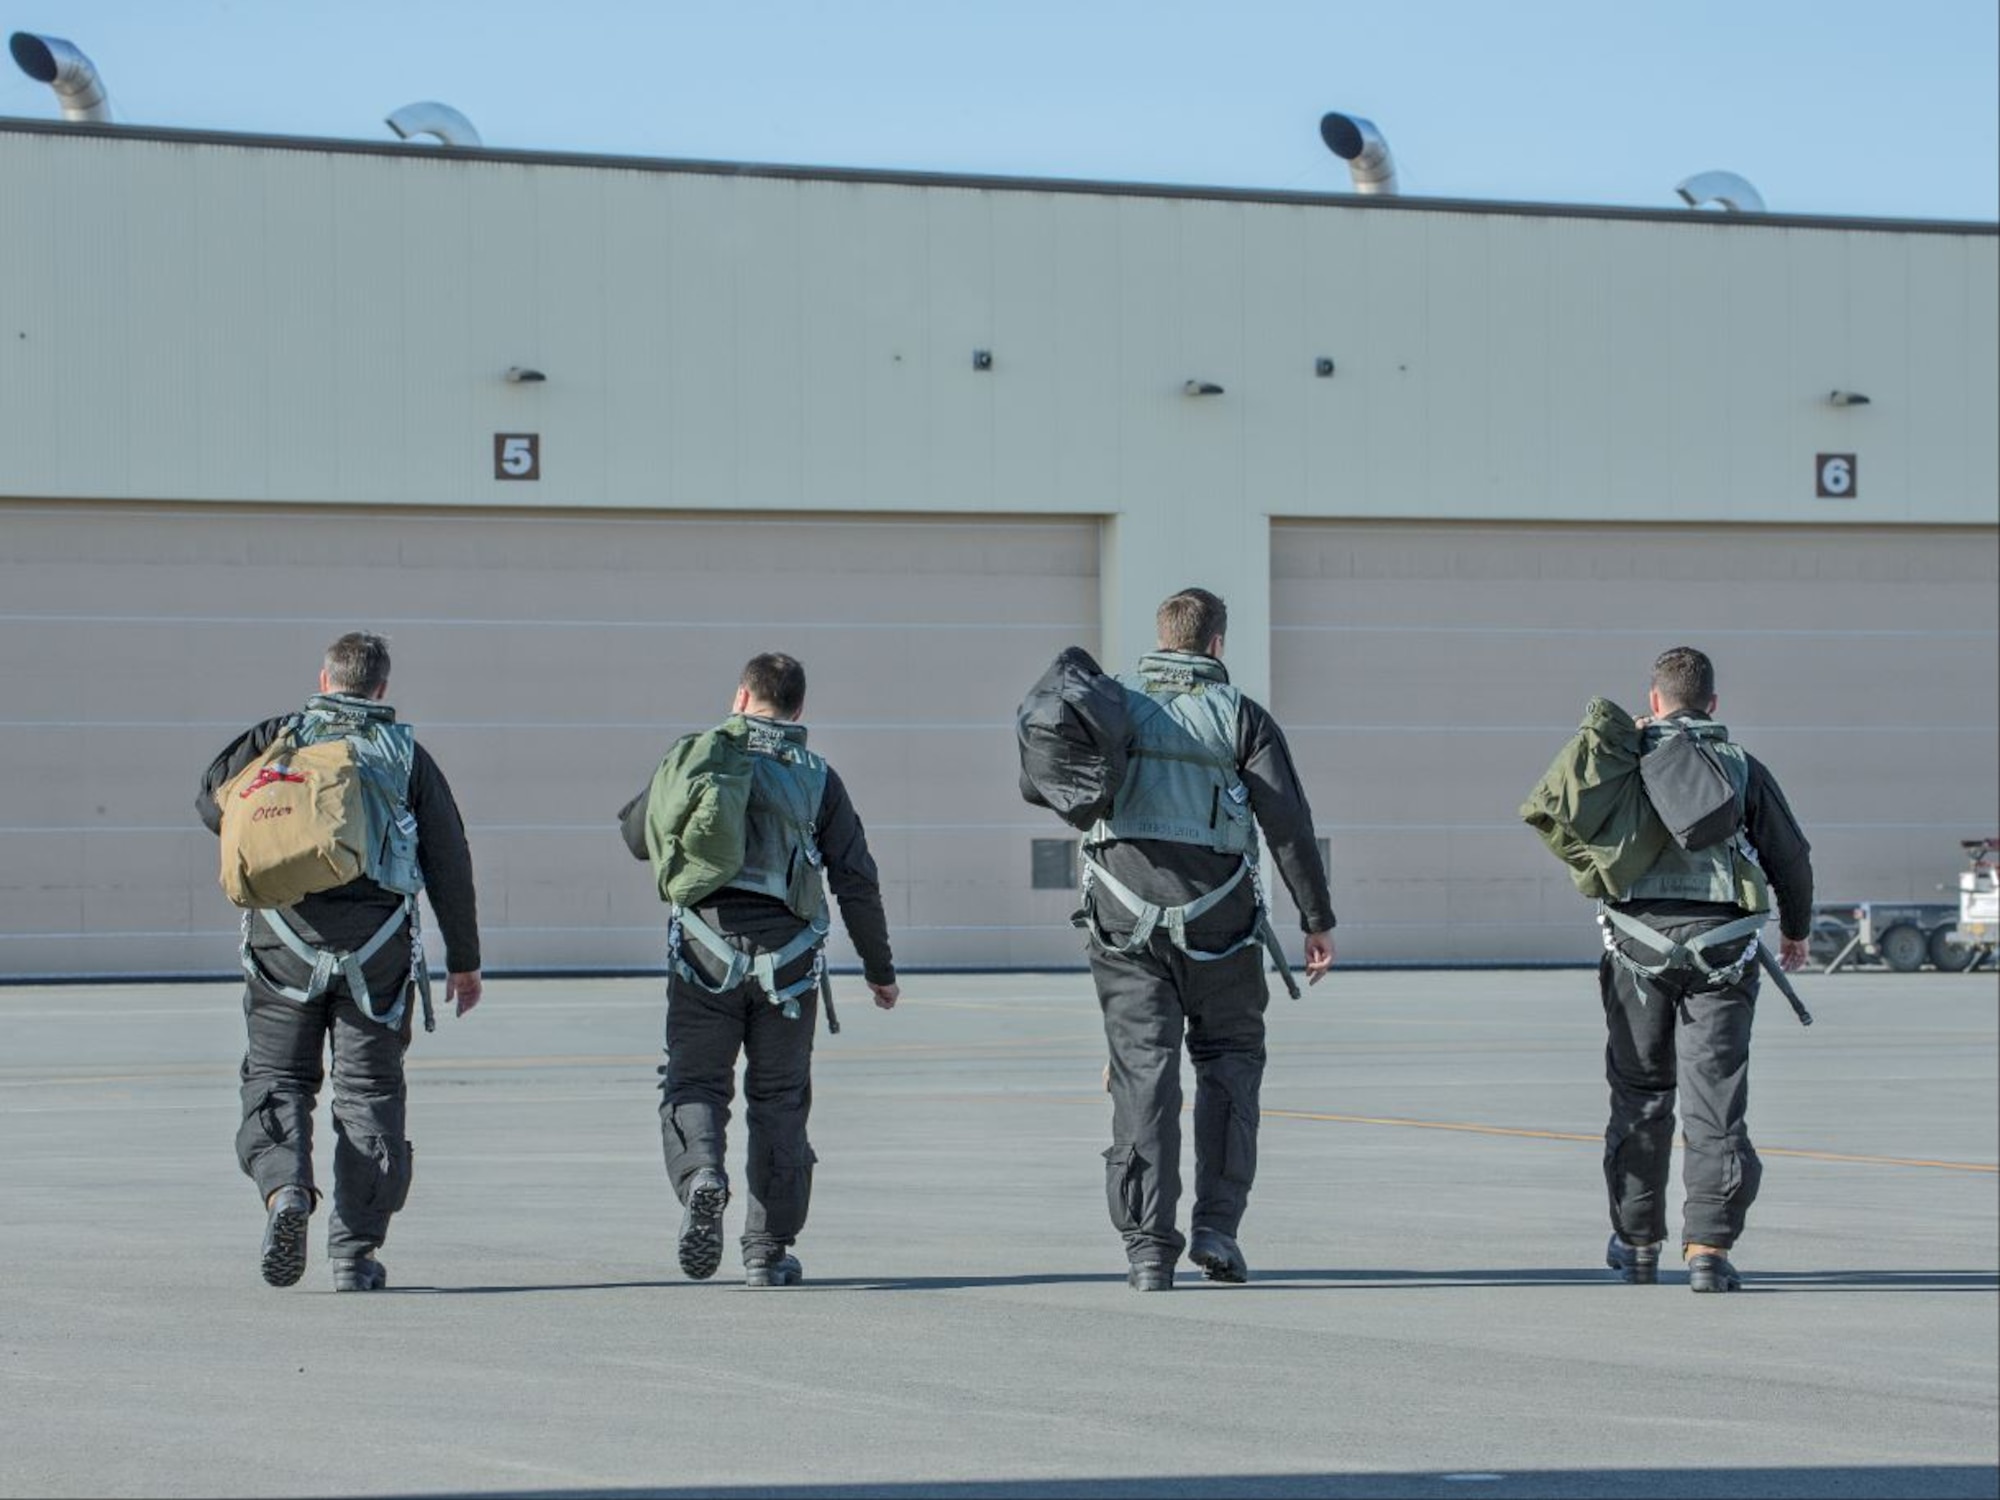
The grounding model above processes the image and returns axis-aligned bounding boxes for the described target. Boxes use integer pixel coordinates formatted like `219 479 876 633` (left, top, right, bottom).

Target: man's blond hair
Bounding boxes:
1156 588 1228 654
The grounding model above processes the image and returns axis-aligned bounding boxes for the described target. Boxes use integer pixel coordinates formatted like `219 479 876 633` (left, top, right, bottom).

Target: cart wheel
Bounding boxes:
1929 925 1977 973
1809 916 1855 969
1878 923 1929 973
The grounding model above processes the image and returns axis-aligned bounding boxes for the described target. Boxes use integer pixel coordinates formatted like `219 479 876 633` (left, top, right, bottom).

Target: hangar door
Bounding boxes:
0 502 1097 979
1270 522 1999 965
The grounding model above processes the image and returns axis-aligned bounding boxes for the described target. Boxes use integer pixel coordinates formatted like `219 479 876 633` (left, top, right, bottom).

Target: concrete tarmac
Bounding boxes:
1 967 1995 1500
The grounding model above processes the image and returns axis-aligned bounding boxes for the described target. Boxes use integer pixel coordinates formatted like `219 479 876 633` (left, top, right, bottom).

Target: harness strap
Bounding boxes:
1081 856 1245 955
669 905 840 1034
408 907 436 1034
1597 904 1767 991
242 897 418 1029
1079 855 1301 999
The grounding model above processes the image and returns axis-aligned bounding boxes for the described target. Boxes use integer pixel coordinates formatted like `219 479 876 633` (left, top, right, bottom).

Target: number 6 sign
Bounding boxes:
1816 453 1856 499
495 433 540 481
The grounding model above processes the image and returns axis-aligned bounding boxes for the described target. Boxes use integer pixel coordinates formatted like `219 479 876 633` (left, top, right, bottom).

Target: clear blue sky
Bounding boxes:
5 0 1997 221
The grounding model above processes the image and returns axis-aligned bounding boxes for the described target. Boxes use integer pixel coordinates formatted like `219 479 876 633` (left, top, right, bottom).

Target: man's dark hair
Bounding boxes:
324 632 392 698
1651 646 1716 709
1156 588 1228 655
740 652 807 719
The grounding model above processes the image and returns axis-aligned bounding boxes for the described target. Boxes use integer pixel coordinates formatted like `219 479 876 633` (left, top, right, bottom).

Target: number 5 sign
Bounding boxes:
1815 452 1856 499
495 433 540 481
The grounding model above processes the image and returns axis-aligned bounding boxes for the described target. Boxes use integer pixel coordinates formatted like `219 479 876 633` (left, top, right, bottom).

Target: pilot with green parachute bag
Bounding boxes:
620 652 900 1291
1521 646 1816 1295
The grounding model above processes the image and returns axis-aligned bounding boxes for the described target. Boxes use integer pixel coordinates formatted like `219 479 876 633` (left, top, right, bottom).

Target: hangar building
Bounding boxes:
2 106 1994 978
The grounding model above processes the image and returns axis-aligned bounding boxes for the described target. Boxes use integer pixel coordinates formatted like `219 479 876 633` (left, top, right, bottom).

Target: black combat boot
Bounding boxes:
744 1252 804 1288
332 1253 388 1292
677 1168 730 1281
1606 1234 1663 1285
259 1186 312 1289
1188 1226 1249 1284
1685 1247 1743 1293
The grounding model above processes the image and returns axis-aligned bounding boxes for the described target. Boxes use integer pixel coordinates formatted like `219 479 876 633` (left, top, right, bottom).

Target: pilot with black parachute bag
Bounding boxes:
1018 589 1335 1291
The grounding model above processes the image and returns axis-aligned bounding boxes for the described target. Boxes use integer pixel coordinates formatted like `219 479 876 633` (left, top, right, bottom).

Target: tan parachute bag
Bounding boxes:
217 734 371 908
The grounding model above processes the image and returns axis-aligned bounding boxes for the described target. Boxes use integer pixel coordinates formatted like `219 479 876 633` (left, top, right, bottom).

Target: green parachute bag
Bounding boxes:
643 717 754 907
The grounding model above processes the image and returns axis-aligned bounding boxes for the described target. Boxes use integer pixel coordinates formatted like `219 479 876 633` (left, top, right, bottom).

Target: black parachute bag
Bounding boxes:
1639 730 1741 851
1015 646 1133 831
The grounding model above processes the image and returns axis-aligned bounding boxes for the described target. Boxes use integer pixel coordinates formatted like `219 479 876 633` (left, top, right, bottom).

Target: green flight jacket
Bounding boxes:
1520 697 1670 900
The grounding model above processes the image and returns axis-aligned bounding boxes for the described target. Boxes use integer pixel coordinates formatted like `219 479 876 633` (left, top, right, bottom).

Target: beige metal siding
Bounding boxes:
2 130 1992 534
1270 522 2000 963
0 502 1097 978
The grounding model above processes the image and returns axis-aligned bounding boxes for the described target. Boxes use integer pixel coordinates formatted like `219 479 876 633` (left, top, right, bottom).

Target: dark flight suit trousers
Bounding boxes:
1600 916 1764 1251
235 925 416 1259
659 951 819 1260
1091 934 1269 1266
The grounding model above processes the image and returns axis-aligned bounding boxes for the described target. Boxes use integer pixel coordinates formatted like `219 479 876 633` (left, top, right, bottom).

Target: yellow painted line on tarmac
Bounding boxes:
1749 1145 1996 1173
1263 1107 1599 1144
1260 1107 1998 1174
0 1034 1106 1088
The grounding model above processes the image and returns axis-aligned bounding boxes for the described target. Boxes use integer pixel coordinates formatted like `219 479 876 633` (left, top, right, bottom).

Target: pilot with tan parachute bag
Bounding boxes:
199 632 482 1294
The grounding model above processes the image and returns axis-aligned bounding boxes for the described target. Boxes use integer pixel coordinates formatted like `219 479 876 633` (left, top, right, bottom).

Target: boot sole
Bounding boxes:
1606 1253 1659 1285
678 1180 729 1281
260 1205 309 1288
1189 1247 1248 1284
744 1264 802 1288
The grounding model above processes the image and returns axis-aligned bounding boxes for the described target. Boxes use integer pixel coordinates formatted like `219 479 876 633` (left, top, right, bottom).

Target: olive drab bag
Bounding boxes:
643 719 755 907
1519 697 1670 900
218 721 420 910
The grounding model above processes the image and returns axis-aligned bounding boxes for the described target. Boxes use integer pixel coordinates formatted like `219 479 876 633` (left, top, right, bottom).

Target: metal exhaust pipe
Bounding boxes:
385 102 483 148
1675 170 1766 214
1319 111 1397 195
9 32 113 122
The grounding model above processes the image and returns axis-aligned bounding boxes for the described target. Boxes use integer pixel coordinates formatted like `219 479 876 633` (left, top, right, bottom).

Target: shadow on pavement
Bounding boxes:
389 1280 685 1295
813 1267 2000 1294
386 1267 1999 1295
372 1463 2000 1499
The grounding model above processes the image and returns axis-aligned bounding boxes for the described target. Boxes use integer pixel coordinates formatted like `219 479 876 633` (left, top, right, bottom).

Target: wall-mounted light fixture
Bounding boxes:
505 367 546 384
1826 389 1871 407
1314 358 1336 378
972 349 993 371
1183 380 1225 397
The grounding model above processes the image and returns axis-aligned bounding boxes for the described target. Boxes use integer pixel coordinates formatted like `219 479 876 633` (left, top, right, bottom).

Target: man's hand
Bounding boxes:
1778 937 1809 973
1303 931 1336 986
868 981 900 1010
446 970 483 1017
